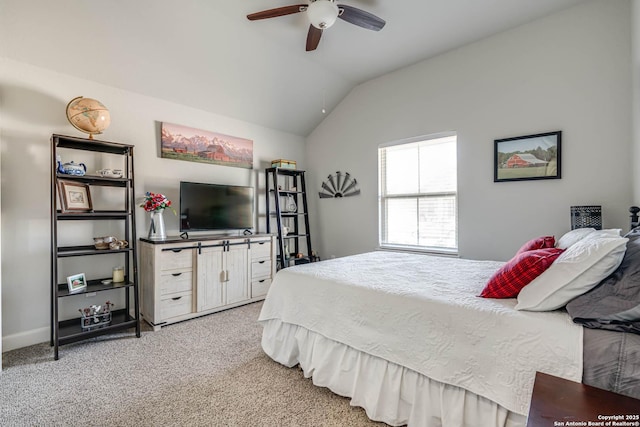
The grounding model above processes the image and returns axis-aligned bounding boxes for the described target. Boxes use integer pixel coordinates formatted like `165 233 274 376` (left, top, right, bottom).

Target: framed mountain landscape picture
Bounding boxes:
160 122 253 169
494 131 561 182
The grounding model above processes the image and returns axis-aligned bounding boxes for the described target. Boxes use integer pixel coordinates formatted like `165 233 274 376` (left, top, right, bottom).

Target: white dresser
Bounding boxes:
139 234 275 331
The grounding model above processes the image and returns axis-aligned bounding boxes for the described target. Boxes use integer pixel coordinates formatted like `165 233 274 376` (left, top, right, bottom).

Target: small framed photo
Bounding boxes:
494 131 561 182
67 273 87 293
57 180 93 212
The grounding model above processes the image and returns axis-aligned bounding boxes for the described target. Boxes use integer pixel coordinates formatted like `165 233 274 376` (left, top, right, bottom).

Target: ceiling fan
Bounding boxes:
247 0 386 51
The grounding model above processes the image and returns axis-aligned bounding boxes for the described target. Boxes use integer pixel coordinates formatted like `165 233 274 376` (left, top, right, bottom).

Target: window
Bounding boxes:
378 133 457 253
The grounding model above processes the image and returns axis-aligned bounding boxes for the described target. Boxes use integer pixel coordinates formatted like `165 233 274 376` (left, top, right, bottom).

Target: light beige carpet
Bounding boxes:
0 302 385 426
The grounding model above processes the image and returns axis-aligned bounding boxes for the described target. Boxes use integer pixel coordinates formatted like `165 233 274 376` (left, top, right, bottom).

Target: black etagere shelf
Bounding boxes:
56 245 133 257
57 278 134 297
265 167 314 270
57 212 132 221
55 173 129 186
57 309 137 346
50 134 141 360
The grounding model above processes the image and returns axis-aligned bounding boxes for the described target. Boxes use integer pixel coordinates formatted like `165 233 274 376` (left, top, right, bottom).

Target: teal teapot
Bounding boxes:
56 156 86 176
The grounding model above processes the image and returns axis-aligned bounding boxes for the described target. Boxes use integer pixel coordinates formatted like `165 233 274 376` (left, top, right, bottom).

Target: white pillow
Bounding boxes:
585 229 622 240
516 236 628 311
556 228 596 249
556 228 621 249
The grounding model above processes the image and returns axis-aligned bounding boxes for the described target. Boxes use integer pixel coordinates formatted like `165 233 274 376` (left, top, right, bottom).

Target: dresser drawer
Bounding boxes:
160 291 192 320
252 259 271 279
251 240 272 260
159 271 193 295
252 278 271 298
159 248 193 270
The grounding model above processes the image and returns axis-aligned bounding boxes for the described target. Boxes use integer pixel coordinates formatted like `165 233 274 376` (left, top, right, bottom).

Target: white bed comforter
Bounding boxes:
258 251 583 415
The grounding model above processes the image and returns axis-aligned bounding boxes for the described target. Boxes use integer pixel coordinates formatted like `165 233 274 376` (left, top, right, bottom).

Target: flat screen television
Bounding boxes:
180 181 254 232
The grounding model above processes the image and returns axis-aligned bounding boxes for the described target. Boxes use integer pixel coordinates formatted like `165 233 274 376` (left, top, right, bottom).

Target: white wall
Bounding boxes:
0 58 305 351
306 0 633 262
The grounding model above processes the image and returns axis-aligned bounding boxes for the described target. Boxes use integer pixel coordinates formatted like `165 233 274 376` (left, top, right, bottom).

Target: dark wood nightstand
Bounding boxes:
527 372 640 427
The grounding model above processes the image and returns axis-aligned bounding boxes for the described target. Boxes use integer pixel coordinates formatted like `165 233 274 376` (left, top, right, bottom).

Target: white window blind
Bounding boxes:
378 133 458 253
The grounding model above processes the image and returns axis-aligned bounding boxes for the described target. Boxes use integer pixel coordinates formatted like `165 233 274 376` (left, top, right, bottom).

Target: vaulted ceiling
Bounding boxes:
1 0 586 136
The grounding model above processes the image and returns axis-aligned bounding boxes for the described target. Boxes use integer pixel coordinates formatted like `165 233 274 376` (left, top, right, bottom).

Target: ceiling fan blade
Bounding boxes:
306 25 323 51
247 4 306 21
338 5 385 31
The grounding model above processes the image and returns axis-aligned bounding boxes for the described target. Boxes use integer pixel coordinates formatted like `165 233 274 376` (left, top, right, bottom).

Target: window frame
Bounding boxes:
378 132 458 255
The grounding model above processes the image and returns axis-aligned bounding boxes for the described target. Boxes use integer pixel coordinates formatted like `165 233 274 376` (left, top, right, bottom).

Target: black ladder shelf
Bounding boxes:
265 168 313 270
50 134 141 360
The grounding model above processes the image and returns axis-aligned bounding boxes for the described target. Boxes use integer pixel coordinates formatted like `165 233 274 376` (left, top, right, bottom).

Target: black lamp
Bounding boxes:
570 206 602 230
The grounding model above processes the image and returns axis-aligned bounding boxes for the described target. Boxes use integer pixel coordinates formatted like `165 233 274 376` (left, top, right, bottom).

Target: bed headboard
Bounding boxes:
630 206 640 230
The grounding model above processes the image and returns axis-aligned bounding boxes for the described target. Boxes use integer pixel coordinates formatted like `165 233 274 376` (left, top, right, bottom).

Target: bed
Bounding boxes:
258 228 640 426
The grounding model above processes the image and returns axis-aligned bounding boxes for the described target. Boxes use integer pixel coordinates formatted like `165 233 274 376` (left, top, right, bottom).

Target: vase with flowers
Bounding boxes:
140 192 174 240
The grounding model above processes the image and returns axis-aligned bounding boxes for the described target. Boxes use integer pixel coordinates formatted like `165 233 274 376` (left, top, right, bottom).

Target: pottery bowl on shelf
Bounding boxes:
109 240 128 250
94 236 116 250
96 169 123 178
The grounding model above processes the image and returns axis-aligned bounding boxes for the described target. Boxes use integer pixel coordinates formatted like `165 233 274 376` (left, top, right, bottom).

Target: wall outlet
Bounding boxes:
85 292 97 298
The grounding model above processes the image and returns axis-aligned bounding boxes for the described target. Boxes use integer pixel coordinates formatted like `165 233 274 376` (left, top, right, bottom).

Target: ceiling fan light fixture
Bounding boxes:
307 0 339 29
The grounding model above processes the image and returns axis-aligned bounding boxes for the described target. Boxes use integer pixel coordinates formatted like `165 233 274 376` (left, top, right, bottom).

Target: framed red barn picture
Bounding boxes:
494 131 561 182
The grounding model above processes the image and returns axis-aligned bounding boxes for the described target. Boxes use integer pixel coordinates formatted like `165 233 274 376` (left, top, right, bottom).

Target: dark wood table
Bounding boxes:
527 372 640 427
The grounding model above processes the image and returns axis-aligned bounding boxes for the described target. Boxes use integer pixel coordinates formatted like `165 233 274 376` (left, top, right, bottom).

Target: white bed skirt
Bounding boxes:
261 318 526 427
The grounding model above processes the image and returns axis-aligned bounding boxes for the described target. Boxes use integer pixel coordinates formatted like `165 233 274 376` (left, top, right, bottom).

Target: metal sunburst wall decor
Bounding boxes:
319 171 360 198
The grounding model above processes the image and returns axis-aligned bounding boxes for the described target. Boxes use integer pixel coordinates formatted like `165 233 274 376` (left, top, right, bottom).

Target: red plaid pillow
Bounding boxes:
515 236 555 256
480 247 564 299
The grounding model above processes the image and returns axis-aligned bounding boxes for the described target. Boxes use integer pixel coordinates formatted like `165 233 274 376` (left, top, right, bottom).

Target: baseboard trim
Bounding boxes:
3 326 49 352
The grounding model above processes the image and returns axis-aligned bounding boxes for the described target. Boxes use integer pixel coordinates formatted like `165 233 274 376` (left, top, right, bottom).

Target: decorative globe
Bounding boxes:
66 96 111 139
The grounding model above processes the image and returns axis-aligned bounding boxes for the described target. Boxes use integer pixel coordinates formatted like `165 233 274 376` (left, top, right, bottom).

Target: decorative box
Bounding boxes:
271 159 297 169
79 302 113 331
